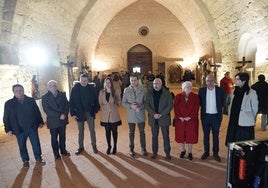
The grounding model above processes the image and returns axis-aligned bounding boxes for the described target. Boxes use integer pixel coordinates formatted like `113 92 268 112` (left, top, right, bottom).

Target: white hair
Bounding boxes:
47 80 57 87
181 81 192 90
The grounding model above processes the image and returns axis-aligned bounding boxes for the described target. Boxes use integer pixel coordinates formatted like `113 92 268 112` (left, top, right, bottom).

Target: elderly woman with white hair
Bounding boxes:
173 81 200 160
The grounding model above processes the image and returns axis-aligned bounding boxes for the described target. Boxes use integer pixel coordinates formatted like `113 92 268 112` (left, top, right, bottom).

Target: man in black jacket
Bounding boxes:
251 74 268 131
70 74 99 155
3 84 45 168
42 80 70 159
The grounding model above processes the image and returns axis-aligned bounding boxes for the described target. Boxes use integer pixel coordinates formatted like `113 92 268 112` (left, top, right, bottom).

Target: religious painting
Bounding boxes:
166 62 183 88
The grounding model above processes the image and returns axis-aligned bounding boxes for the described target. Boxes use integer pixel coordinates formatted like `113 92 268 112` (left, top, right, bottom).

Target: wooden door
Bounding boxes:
127 51 152 75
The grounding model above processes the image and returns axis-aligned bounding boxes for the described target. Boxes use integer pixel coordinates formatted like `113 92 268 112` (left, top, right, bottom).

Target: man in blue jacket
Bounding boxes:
198 74 224 162
70 74 99 155
3 84 45 168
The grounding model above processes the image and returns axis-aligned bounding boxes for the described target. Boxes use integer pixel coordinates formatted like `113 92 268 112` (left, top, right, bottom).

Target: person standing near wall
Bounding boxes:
251 74 268 131
70 74 99 155
225 72 258 145
122 74 148 157
42 80 70 160
3 84 45 168
198 74 224 162
99 77 122 155
146 70 155 90
145 78 173 160
93 71 102 97
220 71 233 115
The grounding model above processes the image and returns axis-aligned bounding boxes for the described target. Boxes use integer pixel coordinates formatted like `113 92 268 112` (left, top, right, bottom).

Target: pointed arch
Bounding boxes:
127 44 152 74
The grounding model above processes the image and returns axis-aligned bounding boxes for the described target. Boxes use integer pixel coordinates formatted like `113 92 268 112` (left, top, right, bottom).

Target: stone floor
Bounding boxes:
0 89 267 188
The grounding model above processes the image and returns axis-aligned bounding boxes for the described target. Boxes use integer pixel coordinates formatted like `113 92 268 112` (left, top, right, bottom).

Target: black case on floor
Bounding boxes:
226 139 268 188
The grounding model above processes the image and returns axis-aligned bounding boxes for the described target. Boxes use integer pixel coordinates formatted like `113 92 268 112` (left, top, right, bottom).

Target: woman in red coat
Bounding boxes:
174 81 199 160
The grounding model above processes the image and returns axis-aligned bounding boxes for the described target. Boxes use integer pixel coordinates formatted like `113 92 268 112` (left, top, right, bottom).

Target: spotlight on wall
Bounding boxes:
25 46 48 66
23 45 49 99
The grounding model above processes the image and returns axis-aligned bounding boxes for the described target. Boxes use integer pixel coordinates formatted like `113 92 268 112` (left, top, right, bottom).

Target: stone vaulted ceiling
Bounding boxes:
74 0 218 61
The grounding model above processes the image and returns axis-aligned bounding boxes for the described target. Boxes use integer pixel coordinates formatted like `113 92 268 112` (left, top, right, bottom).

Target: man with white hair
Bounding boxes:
42 80 70 159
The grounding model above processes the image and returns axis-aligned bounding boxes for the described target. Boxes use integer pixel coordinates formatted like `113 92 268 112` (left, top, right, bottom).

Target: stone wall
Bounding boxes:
204 0 268 80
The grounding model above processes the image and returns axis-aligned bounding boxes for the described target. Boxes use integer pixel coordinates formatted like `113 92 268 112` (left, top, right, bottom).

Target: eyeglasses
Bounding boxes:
206 80 215 82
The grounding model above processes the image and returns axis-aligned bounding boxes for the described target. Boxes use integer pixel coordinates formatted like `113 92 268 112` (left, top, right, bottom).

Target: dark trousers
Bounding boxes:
50 125 67 156
77 112 96 148
105 124 118 148
151 124 170 155
235 126 255 142
223 93 231 115
201 114 221 154
128 122 146 151
16 128 42 162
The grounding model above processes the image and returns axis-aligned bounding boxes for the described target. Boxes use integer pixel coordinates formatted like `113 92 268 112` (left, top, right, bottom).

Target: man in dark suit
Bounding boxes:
42 80 70 159
198 74 224 162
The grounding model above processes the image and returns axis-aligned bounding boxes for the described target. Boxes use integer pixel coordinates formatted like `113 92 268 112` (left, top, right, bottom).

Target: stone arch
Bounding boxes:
238 33 257 84
127 44 152 74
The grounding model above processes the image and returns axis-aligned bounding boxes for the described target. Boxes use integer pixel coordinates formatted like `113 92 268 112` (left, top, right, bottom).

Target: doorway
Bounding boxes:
127 44 152 75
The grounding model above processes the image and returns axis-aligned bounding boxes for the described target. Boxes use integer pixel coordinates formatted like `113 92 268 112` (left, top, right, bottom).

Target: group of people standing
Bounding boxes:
175 71 261 163
3 70 263 169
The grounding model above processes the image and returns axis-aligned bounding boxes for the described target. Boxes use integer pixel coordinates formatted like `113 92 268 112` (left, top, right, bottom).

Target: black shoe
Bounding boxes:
201 152 209 160
112 146 117 154
61 151 71 156
180 151 186 158
213 154 221 162
75 147 84 155
188 153 193 161
129 150 135 157
151 153 157 159
165 154 171 161
106 146 111 155
141 149 148 156
93 146 98 154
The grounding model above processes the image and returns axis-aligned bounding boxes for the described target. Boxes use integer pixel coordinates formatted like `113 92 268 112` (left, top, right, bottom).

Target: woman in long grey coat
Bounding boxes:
99 77 122 155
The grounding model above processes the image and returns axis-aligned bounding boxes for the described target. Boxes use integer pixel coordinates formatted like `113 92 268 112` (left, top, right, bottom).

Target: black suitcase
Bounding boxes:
226 139 268 188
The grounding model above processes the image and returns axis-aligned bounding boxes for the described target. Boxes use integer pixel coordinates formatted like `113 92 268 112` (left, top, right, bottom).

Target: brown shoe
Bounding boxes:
54 155 61 160
36 159 46 166
22 161 29 168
